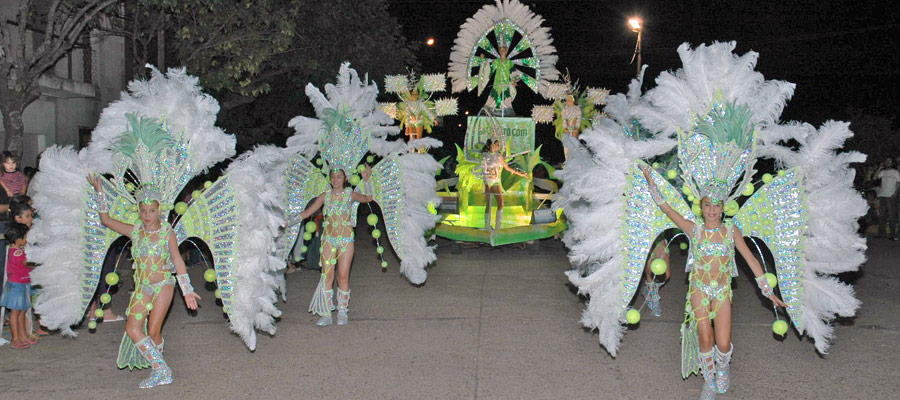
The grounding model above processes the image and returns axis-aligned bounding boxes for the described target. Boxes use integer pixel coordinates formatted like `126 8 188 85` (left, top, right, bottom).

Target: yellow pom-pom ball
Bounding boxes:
125 182 136 192
88 321 98 330
204 268 217 283
724 200 739 216
626 309 641 324
679 242 688 250
687 194 695 203
772 320 789 336
100 293 112 304
357 164 367 174
651 162 660 169
742 183 755 197
174 202 188 215
94 309 105 319
650 259 667 276
372 229 382 239
303 232 313 241
778 170 786 177
349 175 361 186
367 156 375 163
214 289 221 299
367 214 379 226
762 173 774 184
204 181 213 189
105 272 119 286
764 272 778 288
315 158 323 166
129 204 138 212
692 204 702 216
191 190 202 200
305 221 317 232
666 169 678 180
682 184 692 196
301 245 308 253
381 261 388 268
377 246 385 254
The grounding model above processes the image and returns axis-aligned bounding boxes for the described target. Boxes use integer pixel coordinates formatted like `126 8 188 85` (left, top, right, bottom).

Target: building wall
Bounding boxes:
1 6 126 168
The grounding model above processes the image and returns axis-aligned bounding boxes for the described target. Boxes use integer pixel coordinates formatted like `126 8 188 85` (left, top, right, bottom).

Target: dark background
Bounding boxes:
387 0 900 165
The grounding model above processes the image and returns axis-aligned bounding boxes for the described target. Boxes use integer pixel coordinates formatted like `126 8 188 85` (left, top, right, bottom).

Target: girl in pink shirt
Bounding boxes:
1 223 33 349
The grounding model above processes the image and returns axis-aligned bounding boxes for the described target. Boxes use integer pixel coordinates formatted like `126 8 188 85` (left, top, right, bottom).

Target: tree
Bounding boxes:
1 0 120 156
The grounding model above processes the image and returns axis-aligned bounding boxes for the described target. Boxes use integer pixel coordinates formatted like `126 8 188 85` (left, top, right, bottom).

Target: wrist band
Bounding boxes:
755 275 774 297
177 273 195 296
648 181 666 205
92 191 109 213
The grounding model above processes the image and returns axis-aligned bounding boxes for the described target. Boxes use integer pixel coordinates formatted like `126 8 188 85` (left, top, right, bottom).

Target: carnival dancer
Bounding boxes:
641 164 786 399
289 167 373 326
88 174 199 388
557 42 865 399
480 139 527 230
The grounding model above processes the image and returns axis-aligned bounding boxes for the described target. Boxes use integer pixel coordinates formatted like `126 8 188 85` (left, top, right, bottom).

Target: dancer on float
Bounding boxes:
88 174 199 388
290 166 373 326
480 139 527 230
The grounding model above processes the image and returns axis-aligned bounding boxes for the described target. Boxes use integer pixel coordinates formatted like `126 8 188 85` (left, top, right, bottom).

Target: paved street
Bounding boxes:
1 235 898 399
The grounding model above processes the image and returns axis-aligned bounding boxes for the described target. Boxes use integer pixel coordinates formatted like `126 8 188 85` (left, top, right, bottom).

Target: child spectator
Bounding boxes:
1 151 28 197
1 223 34 349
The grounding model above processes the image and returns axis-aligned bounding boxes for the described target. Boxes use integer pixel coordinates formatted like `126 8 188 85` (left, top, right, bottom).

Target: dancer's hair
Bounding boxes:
481 139 495 153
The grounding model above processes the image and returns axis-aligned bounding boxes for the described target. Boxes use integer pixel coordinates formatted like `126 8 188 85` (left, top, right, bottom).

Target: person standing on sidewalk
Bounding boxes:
874 158 900 239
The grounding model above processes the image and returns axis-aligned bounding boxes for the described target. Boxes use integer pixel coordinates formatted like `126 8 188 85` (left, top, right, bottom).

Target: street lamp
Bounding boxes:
629 18 642 77
426 37 435 46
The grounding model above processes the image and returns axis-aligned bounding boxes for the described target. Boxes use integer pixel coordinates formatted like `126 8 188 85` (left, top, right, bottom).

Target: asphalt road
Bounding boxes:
1 234 897 399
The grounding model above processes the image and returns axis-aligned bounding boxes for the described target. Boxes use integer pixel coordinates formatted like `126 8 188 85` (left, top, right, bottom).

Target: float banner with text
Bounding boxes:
465 116 535 155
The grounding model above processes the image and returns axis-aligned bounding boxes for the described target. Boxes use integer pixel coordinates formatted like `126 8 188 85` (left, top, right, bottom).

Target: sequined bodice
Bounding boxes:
324 188 353 217
131 223 173 271
482 153 502 181
689 221 736 277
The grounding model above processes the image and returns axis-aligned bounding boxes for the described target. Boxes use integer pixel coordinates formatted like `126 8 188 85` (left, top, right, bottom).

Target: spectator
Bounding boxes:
874 159 900 239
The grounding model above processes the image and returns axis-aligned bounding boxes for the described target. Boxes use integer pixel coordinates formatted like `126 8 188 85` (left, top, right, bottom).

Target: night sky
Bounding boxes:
388 0 899 162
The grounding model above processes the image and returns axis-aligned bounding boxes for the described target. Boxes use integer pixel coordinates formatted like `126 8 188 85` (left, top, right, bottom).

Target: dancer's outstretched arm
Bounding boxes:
87 174 134 237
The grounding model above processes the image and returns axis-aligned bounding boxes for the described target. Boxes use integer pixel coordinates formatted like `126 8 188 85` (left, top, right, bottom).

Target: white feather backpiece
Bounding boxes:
217 146 287 350
756 121 866 353
560 42 864 356
283 62 441 284
28 67 285 351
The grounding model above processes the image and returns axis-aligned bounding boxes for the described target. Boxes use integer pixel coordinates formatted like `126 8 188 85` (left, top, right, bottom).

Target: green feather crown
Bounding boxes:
677 95 757 203
111 113 193 206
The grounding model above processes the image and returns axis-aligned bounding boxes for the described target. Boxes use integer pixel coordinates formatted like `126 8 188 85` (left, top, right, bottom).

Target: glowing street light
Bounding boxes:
629 17 643 77
426 37 435 46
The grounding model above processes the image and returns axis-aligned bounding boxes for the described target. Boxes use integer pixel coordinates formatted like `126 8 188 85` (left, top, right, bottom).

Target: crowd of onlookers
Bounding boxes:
858 157 900 240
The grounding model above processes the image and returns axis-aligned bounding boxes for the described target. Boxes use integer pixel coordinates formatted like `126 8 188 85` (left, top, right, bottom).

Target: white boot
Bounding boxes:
336 288 350 326
699 349 717 400
715 343 733 393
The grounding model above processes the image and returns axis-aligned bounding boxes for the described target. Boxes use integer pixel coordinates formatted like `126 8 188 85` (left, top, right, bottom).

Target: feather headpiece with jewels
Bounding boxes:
318 105 369 174
112 112 192 207
677 97 756 204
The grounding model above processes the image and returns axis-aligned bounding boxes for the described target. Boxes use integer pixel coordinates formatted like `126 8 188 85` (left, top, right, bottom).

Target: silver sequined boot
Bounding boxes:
484 197 493 230
336 288 351 326
699 349 717 400
136 337 173 389
495 209 503 230
715 343 733 393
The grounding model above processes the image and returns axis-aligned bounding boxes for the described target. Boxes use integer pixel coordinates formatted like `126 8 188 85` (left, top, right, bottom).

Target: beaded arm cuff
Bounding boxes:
755 275 774 297
648 180 666 205
91 191 109 213
177 273 195 296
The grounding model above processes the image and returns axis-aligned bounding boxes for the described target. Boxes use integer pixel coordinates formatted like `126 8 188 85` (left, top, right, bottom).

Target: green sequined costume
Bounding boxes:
117 223 175 370
489 58 516 110
681 221 737 378
308 188 359 316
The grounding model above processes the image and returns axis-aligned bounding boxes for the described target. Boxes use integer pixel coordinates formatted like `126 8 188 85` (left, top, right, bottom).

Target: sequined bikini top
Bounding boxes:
131 222 173 268
482 152 502 179
687 221 737 276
